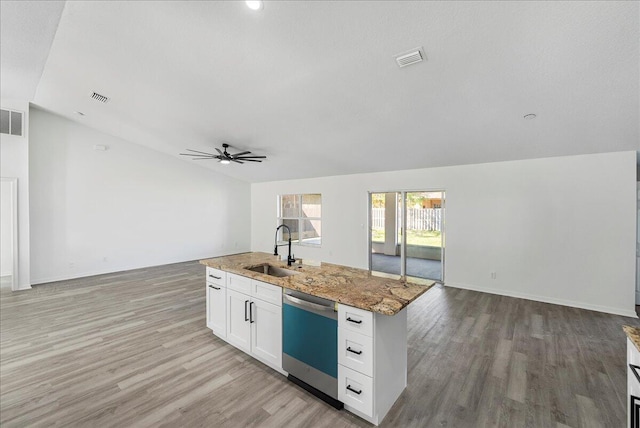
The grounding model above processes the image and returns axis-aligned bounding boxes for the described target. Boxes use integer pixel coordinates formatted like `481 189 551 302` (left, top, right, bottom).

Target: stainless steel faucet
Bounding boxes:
274 224 296 266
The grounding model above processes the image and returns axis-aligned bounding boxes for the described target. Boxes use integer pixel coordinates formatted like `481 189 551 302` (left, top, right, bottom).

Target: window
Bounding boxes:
277 194 321 246
0 109 23 136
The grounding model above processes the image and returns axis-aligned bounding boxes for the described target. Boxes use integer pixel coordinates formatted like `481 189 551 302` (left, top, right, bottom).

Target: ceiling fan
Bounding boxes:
180 143 266 164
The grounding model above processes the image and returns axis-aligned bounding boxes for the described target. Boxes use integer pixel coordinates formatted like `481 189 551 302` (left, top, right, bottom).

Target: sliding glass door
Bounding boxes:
369 192 403 278
369 191 444 283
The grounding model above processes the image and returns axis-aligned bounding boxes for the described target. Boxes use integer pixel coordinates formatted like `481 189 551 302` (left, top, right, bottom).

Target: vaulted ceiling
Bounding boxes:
2 1 638 182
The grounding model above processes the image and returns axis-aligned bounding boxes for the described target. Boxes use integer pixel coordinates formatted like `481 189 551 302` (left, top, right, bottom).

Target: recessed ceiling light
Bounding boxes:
75 111 85 116
220 159 231 165
246 1 263 11
524 113 537 120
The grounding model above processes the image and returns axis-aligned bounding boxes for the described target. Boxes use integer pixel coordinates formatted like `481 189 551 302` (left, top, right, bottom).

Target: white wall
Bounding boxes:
0 99 30 288
0 181 13 276
252 151 637 317
29 107 251 284
0 180 13 276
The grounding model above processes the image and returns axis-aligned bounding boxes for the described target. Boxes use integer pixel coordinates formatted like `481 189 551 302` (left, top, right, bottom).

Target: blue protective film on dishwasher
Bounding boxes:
282 304 338 378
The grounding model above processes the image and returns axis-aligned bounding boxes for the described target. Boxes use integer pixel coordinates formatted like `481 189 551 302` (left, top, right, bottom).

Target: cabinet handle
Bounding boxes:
250 302 255 323
208 285 221 290
209 274 222 279
244 300 249 322
346 385 362 395
346 347 362 355
346 317 362 324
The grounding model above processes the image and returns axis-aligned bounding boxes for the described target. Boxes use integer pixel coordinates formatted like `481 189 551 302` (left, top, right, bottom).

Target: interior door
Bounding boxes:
226 289 251 353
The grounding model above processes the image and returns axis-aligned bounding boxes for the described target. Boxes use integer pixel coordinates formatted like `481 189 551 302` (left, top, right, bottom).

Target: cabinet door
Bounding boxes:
226 289 251 353
206 283 226 338
251 298 282 370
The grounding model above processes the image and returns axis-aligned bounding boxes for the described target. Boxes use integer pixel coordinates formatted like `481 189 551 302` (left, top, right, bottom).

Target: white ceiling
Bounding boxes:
3 1 639 182
0 1 65 100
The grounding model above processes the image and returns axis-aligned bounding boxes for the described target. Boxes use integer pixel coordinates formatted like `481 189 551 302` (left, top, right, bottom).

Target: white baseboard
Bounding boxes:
30 250 250 286
446 281 638 319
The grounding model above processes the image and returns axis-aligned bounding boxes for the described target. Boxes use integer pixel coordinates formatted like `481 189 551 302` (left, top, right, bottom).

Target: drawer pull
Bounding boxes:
346 385 362 395
209 274 222 279
208 285 221 290
346 347 362 355
244 300 250 322
346 317 362 324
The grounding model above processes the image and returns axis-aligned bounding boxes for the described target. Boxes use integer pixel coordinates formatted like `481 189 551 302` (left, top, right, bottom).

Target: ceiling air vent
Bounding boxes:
90 92 110 103
0 109 23 137
395 47 425 68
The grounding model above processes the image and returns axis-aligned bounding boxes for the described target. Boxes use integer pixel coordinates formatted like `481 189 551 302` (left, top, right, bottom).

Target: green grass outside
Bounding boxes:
371 228 442 247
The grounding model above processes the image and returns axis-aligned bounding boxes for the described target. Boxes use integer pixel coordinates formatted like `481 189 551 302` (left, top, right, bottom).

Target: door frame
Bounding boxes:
1 177 19 291
367 189 446 283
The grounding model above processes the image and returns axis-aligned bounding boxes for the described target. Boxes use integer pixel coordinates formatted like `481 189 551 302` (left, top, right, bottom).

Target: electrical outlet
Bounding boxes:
490 272 497 280
103 257 108 262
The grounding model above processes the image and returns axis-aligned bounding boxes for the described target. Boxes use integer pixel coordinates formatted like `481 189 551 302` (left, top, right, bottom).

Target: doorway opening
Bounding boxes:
1 177 19 291
369 191 444 283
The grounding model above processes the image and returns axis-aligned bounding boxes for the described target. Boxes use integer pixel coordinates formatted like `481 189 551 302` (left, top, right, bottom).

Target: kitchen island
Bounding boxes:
624 325 640 428
200 252 433 425
200 251 431 315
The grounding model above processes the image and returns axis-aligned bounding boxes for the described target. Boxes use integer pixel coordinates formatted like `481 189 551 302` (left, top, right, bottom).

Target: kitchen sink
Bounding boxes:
245 263 300 278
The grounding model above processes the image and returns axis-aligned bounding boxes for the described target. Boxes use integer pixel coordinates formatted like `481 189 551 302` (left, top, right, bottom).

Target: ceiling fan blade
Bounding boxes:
231 159 244 164
231 151 251 157
239 159 262 162
181 153 217 157
235 155 266 159
185 149 215 156
192 157 217 160
215 148 225 156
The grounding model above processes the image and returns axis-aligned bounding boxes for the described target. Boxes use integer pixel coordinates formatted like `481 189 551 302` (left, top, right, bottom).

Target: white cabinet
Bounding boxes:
206 283 226 337
250 296 282 369
339 304 374 337
224 276 283 373
226 289 251 353
628 337 640 428
205 268 227 338
227 272 252 294
339 364 374 416
338 328 373 377
337 304 408 426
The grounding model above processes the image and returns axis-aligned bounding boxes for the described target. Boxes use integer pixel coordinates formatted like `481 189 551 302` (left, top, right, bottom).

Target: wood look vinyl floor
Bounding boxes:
1 261 637 427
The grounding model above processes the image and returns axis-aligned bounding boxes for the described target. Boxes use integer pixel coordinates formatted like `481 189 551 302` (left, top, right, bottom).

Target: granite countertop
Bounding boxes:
200 252 434 316
624 325 640 353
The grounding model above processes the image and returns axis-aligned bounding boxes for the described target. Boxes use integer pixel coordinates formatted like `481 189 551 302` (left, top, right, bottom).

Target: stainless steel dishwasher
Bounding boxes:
282 288 343 409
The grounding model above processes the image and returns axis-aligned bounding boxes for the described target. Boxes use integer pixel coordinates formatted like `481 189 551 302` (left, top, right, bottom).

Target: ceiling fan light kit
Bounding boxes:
180 143 266 165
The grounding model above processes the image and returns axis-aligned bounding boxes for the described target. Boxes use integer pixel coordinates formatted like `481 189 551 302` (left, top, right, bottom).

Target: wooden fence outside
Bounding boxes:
371 208 442 231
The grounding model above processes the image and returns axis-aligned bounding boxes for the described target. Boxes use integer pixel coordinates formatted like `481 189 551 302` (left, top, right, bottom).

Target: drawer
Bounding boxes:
251 280 282 307
338 304 373 337
227 273 251 294
338 328 373 377
338 365 373 417
205 267 226 287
